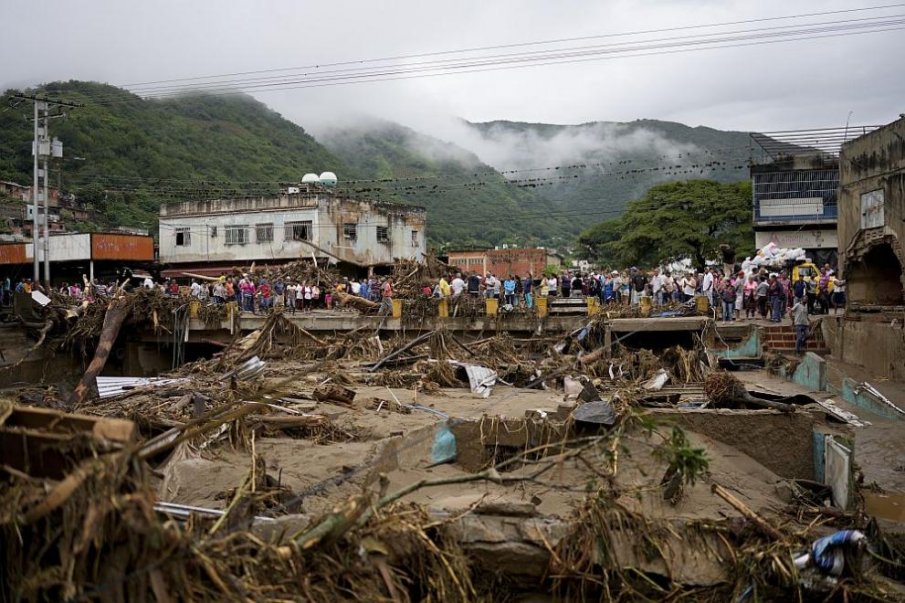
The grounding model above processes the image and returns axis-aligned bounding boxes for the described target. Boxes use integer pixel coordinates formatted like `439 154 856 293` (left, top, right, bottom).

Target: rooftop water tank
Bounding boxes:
318 171 337 187
302 173 319 184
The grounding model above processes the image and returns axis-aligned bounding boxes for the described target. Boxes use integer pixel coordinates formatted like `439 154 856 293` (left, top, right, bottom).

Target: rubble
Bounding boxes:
2 284 905 602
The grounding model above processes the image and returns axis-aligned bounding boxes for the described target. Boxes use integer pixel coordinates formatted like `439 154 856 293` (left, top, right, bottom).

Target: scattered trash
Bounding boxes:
572 400 617 426
430 423 457 464
642 368 670 391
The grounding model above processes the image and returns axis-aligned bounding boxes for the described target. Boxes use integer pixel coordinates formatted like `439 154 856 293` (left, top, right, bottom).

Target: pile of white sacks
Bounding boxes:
740 242 809 276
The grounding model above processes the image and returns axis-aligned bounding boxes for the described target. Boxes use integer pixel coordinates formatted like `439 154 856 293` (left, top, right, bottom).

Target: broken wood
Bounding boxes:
68 296 130 407
711 483 784 540
313 384 356 405
335 290 378 311
368 330 435 372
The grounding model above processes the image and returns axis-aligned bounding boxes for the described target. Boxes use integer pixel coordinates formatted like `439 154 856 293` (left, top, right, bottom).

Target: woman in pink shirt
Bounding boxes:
743 275 758 319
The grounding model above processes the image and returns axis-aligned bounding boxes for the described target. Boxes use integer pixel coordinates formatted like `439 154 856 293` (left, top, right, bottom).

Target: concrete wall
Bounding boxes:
823 315 905 380
838 117 905 304
159 194 426 267
651 408 825 480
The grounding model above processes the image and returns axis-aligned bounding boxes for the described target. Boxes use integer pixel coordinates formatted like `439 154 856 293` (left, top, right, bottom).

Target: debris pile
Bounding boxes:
4 280 905 601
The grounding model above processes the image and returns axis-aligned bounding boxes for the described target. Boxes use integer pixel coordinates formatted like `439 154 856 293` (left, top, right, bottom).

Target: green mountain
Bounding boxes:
0 81 759 251
462 119 755 230
0 81 346 229
318 120 572 249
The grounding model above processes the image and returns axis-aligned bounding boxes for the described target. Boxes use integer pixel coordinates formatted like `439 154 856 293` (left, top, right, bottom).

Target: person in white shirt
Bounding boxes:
451 273 465 297
350 280 361 295
681 272 696 302
190 280 202 298
702 267 714 306
650 269 664 305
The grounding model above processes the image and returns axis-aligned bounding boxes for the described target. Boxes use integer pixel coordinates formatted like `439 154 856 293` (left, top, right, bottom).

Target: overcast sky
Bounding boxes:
2 0 903 139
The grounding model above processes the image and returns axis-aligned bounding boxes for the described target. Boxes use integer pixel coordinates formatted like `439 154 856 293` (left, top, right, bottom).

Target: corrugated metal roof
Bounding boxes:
96 376 185 399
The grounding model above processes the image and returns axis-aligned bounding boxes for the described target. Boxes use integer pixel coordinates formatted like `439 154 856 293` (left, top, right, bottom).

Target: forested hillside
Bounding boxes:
0 81 761 250
0 81 345 230
463 119 755 229
318 121 573 249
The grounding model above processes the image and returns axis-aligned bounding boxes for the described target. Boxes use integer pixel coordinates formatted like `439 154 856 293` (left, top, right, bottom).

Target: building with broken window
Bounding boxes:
838 116 905 308
158 193 426 277
823 116 905 379
749 156 840 268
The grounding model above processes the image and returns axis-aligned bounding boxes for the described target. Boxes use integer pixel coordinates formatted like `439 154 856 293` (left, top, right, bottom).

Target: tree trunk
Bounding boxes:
68 297 130 407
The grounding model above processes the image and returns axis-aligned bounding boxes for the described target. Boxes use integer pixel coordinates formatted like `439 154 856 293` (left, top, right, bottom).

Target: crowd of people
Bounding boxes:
5 261 844 341
415 262 843 322
168 274 397 314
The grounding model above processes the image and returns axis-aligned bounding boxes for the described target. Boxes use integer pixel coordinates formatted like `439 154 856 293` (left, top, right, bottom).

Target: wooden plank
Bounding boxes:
5 406 136 443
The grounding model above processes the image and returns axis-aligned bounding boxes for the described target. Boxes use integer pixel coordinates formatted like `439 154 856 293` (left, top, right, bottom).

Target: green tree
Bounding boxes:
577 179 753 270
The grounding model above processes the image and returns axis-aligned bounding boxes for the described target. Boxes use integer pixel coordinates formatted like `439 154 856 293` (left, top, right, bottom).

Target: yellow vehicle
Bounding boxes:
790 261 820 284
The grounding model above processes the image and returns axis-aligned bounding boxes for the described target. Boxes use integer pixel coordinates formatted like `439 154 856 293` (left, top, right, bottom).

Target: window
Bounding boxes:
343 223 357 241
284 221 312 241
175 228 191 247
210 226 217 238
256 223 274 243
376 225 389 244
411 229 419 246
224 225 249 245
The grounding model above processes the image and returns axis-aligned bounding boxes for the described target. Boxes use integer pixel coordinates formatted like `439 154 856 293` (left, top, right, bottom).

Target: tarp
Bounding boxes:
450 361 497 398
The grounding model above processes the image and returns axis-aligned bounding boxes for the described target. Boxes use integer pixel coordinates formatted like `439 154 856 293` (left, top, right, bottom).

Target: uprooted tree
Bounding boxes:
577 179 754 270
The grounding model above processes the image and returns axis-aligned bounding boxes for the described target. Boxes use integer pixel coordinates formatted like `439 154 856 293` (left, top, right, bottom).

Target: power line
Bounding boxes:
117 3 905 89
35 9 905 106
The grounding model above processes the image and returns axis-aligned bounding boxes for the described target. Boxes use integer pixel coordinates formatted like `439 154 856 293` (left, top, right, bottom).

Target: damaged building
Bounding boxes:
824 116 905 379
749 154 840 268
158 192 427 277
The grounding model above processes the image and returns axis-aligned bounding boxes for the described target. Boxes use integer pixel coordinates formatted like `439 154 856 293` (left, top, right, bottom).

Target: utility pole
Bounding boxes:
15 93 81 286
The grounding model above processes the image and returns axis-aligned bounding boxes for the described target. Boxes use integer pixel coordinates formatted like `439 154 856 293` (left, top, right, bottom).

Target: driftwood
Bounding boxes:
335 291 378 311
712 483 784 540
313 384 356 405
68 297 130 407
368 330 435 372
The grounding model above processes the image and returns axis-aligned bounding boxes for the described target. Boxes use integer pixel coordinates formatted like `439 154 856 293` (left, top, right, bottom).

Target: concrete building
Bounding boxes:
750 155 839 267
0 232 155 284
822 116 905 381
158 193 426 276
837 116 905 308
447 247 561 277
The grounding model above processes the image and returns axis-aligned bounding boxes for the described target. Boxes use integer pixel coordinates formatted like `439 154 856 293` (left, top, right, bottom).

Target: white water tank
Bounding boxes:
302 173 319 184
318 171 337 187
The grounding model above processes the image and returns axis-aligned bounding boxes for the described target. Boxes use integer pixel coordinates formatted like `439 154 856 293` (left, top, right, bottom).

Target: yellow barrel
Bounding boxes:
586 297 599 316
640 295 652 317
189 300 201 318
438 298 449 318
486 297 498 316
694 295 709 314
536 296 548 318
391 298 403 318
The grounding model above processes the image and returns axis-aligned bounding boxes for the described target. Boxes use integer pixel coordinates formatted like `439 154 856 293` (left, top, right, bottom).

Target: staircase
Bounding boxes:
760 323 828 353
548 296 590 316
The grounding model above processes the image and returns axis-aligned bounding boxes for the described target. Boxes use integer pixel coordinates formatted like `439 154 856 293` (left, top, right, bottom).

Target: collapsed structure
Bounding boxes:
824 116 905 380
1 257 904 601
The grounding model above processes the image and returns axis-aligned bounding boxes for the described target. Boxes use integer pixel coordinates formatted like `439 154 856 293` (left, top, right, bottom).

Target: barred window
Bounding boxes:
284 221 312 241
343 223 357 241
256 223 273 243
225 225 249 245
376 225 389 244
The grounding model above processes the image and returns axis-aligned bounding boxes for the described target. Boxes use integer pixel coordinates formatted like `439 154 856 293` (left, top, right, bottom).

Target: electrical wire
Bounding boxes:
31 8 905 106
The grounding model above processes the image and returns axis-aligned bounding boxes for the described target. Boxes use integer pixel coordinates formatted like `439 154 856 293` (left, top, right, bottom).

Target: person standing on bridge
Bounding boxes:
791 295 810 354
